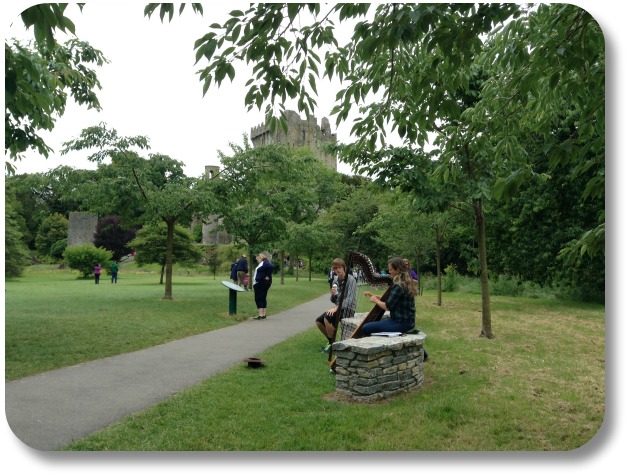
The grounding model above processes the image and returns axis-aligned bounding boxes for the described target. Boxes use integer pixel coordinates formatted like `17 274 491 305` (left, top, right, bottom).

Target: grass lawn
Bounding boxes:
5 265 329 380
5 266 605 450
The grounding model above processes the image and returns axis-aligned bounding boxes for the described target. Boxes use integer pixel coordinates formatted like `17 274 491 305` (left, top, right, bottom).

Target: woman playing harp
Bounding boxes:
315 258 357 353
364 257 428 360
363 257 418 336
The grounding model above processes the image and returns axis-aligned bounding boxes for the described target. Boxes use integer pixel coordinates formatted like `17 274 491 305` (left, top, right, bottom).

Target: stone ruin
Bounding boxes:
193 165 233 245
250 110 337 170
67 212 97 246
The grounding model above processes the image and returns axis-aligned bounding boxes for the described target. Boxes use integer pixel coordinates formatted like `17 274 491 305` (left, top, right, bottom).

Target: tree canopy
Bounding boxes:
171 2 604 336
5 4 108 173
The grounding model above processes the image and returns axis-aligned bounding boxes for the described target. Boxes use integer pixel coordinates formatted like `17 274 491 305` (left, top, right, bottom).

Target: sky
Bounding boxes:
4 1 357 178
2 1 627 474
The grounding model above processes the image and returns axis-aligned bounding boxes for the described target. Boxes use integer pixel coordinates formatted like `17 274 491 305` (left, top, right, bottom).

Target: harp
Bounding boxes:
328 251 394 369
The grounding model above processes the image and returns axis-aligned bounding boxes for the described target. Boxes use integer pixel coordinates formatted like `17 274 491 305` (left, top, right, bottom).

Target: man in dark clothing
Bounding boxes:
230 260 238 283
236 255 249 290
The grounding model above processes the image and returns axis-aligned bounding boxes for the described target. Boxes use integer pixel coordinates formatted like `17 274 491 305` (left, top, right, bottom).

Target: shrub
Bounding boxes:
35 213 68 256
490 274 524 296
442 264 460 292
63 244 113 278
49 238 67 260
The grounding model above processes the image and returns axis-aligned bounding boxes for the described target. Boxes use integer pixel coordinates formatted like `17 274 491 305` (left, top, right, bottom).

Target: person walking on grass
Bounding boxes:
253 251 273 320
236 254 249 290
110 261 119 283
315 258 357 353
230 259 238 284
94 263 101 284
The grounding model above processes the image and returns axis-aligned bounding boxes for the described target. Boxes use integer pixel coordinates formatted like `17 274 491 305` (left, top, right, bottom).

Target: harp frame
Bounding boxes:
328 251 394 369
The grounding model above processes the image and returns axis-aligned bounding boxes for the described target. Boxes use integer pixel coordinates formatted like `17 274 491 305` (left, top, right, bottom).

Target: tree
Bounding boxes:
5 4 107 173
94 215 137 261
129 223 201 284
35 212 68 257
283 222 337 282
5 201 31 277
318 183 387 265
4 167 98 251
212 141 344 278
486 157 604 301
61 123 216 299
482 4 604 263
200 245 220 280
182 3 604 337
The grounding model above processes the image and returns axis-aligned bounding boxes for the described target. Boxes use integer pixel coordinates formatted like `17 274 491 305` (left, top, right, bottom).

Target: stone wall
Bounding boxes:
332 333 427 403
67 212 98 246
250 110 337 170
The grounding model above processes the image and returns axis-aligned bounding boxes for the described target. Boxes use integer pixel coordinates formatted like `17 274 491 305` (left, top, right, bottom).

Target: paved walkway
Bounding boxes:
5 294 331 451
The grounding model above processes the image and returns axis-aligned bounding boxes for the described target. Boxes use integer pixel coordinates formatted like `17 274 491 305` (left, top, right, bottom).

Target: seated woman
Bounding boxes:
363 257 428 360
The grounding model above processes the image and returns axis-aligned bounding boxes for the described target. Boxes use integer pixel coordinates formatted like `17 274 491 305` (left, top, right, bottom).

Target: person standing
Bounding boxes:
110 261 119 283
236 254 249 290
94 263 102 284
230 260 238 283
327 268 336 289
403 258 419 282
316 258 358 353
252 251 273 320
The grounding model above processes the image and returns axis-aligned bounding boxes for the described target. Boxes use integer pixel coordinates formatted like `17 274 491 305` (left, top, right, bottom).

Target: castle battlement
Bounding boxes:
250 110 337 170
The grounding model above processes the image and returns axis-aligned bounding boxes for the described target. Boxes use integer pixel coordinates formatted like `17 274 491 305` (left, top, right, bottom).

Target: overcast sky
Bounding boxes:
3 1 624 184
4 1 355 177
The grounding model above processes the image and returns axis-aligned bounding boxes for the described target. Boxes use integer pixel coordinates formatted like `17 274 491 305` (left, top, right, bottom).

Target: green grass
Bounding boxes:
5 265 329 380
6 267 605 450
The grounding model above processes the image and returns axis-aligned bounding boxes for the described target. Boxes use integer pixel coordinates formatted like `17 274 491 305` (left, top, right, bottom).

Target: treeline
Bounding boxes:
5 138 603 302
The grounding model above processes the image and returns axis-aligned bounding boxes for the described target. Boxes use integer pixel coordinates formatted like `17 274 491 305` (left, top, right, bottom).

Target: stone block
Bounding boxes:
333 331 427 402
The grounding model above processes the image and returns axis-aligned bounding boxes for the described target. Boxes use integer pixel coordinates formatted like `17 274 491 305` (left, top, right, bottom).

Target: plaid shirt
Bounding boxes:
385 284 415 325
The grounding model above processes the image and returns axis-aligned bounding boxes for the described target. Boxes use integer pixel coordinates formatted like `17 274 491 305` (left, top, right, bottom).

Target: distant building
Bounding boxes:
250 110 337 170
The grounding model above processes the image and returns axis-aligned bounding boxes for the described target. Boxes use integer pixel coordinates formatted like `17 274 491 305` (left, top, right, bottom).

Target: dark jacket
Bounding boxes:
236 257 248 272
254 259 273 285
230 262 238 281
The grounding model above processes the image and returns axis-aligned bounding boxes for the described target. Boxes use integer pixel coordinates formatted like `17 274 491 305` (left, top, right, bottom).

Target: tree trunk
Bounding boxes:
435 226 442 307
473 198 493 338
414 251 422 295
163 219 175 300
280 249 285 285
159 264 165 285
248 250 254 290
295 254 299 282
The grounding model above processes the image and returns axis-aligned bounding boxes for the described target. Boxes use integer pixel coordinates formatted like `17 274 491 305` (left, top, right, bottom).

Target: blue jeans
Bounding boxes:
362 319 414 336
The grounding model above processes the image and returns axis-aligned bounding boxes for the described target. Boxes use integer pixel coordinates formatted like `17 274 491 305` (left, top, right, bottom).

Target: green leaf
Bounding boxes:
308 73 318 95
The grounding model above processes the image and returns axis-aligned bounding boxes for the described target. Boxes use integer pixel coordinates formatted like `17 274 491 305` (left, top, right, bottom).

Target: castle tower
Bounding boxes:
67 212 98 246
205 165 219 178
249 110 338 170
